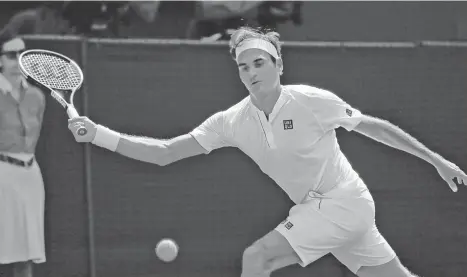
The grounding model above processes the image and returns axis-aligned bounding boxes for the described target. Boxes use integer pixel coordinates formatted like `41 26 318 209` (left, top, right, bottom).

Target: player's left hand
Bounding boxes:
433 156 466 192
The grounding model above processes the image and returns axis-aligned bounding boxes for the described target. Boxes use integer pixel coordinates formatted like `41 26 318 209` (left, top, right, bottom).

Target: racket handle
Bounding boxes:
67 106 88 136
77 127 88 136
67 106 80 119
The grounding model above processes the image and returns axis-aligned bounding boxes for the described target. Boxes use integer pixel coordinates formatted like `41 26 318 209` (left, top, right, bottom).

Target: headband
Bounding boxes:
235 38 279 62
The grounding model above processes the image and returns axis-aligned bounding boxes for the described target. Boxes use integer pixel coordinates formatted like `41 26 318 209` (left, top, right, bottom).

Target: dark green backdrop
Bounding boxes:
2 38 466 277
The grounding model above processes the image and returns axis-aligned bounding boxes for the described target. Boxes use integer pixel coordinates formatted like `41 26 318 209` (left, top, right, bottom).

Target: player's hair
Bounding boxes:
229 26 282 63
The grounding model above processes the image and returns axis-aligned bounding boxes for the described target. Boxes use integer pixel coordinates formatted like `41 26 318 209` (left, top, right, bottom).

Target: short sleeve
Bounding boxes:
190 111 231 153
308 91 363 132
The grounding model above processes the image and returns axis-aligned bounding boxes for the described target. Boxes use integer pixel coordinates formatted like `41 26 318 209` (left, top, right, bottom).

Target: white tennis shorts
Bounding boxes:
0 154 46 264
275 180 396 274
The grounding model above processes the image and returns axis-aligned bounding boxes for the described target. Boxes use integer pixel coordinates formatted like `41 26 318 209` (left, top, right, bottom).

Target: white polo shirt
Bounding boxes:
190 85 364 204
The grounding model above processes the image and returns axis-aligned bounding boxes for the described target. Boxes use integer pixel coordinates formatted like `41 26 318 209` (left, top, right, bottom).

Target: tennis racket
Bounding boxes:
18 49 87 136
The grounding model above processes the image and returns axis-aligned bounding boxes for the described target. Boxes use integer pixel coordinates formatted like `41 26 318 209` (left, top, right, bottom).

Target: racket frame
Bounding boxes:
18 49 87 134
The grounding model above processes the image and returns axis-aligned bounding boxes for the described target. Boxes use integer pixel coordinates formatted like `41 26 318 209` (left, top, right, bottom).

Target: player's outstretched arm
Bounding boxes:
68 117 207 166
353 114 467 192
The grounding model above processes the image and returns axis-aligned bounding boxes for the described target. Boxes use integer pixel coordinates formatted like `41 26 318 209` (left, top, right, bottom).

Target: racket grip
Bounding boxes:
67 106 87 136
67 106 80 119
77 127 88 136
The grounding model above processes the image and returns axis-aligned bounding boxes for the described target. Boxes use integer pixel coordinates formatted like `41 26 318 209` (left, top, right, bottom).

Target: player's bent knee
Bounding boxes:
356 257 417 277
242 243 268 275
241 231 298 276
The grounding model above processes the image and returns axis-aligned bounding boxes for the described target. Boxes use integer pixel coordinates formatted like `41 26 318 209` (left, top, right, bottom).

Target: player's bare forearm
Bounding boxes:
116 133 207 166
116 135 171 165
353 115 439 166
69 117 207 165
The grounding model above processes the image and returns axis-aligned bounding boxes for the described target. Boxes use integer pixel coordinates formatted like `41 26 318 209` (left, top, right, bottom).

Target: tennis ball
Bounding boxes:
155 238 179 262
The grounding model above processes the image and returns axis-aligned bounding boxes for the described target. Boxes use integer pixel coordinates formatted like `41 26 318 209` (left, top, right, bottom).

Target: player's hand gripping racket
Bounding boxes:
18 49 87 136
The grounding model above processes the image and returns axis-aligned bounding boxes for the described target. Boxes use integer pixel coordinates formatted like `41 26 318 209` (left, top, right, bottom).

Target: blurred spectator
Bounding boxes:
61 1 128 36
5 2 71 35
1 1 301 40
186 1 262 41
3 1 161 37
257 1 303 31
61 1 161 37
129 1 161 23
186 1 303 41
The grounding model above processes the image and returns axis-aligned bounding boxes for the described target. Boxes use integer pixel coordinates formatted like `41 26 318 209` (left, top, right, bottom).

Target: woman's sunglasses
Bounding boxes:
1 49 26 60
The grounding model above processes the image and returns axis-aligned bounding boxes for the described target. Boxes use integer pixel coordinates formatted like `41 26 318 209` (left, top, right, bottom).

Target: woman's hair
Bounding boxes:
0 29 15 52
0 28 15 72
229 26 282 63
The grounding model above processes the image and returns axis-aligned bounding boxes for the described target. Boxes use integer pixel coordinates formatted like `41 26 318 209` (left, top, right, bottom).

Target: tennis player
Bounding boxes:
69 27 466 277
0 34 47 277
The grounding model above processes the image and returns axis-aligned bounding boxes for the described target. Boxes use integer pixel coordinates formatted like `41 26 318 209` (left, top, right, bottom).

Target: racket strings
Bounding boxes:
21 54 82 90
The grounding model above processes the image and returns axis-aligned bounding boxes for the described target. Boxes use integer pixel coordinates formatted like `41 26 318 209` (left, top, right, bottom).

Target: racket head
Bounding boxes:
18 49 83 93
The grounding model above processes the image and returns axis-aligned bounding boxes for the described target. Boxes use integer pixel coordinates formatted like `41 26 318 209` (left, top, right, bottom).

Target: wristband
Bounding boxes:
92 125 121 152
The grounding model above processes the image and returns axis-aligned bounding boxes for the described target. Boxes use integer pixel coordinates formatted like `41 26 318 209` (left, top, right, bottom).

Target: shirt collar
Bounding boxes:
0 73 29 93
249 86 290 120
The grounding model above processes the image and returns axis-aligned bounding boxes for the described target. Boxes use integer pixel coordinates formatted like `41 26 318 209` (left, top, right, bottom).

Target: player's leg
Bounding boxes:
264 252 302 274
13 261 33 277
333 223 420 277
356 257 420 277
241 197 361 277
241 185 378 277
241 230 300 277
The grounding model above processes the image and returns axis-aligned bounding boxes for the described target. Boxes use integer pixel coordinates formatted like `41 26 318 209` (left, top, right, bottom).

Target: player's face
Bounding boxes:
0 38 25 76
236 48 283 96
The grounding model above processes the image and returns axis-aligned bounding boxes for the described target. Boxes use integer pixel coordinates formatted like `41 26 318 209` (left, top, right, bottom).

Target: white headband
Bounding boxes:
235 39 279 62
